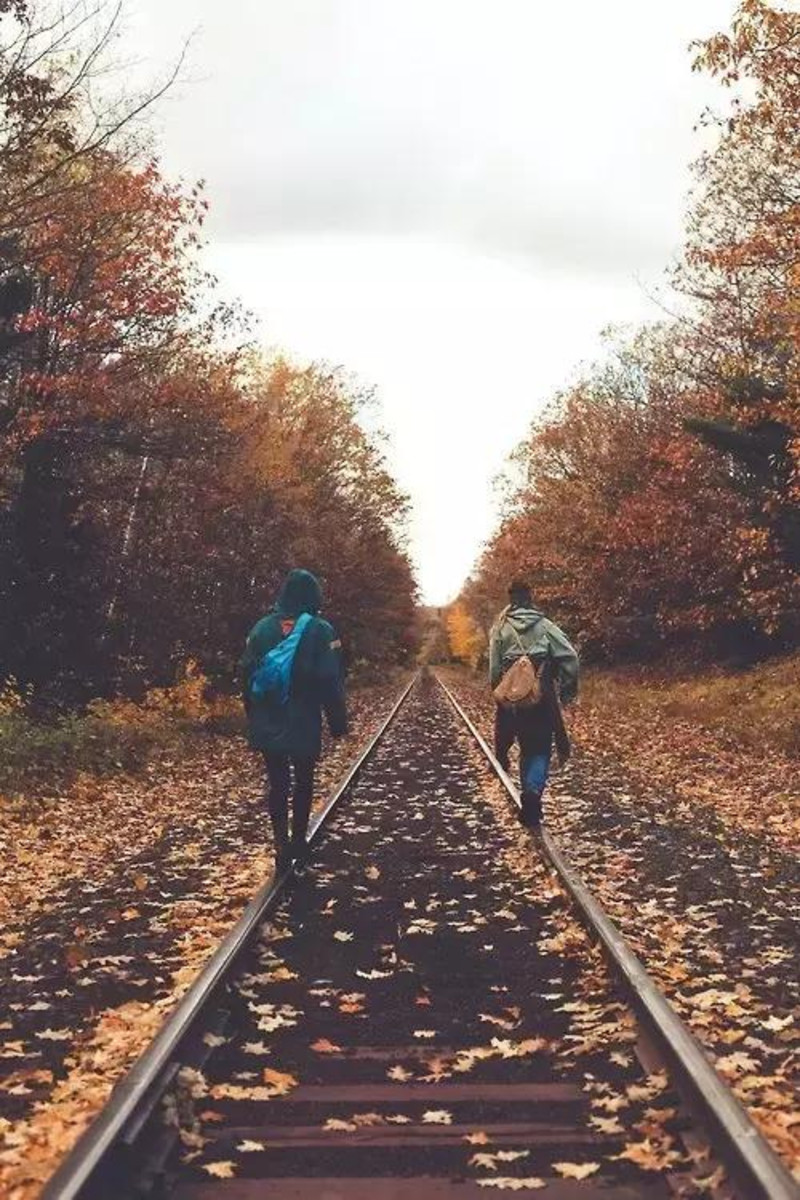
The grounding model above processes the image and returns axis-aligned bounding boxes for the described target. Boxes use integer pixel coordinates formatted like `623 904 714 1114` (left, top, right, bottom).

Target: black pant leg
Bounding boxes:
263 753 291 850
494 705 516 765
290 758 316 852
515 702 553 759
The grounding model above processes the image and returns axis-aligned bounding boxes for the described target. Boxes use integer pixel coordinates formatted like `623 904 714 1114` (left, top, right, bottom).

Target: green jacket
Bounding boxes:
240 570 347 759
489 605 579 703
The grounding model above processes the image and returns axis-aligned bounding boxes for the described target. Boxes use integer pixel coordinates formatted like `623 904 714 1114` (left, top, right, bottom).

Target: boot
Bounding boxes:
291 833 310 875
271 813 291 874
520 790 543 829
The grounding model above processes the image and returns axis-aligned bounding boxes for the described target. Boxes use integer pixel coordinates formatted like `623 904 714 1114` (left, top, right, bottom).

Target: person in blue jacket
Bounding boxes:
241 569 348 870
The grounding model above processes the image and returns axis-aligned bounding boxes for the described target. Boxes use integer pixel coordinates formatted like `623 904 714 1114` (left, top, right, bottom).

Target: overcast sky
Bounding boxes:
125 0 736 604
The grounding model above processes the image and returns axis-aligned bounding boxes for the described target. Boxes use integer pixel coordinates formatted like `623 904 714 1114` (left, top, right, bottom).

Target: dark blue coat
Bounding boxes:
240 570 348 760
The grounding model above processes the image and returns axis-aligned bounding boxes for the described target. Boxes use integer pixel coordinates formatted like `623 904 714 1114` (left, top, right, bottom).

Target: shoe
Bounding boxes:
291 841 309 875
520 790 543 829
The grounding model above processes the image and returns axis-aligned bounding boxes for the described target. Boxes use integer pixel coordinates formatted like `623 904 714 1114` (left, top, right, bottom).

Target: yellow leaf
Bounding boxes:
590 1115 624 1135
262 1067 297 1095
202 1161 236 1178
552 1162 601 1180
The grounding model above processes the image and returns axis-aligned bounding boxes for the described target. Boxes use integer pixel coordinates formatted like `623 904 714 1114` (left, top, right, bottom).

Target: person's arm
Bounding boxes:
542 618 579 705
239 622 262 710
316 622 348 738
488 622 503 690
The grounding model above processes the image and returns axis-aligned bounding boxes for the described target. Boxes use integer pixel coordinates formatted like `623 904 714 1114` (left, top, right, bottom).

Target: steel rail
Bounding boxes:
42 674 417 1200
436 672 800 1200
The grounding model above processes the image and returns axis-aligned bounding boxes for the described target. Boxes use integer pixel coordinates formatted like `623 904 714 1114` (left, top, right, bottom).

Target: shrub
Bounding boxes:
0 663 240 798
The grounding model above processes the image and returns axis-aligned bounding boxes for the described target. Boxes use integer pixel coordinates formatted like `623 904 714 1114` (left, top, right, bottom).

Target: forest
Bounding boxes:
0 0 418 714
2 4 800 1196
450 0 800 670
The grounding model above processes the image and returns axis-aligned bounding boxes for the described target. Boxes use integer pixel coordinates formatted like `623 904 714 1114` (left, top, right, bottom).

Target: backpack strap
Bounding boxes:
504 614 546 657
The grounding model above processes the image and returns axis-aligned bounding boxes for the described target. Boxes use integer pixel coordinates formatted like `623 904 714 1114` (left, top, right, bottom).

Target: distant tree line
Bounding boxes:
0 2 417 704
455 0 800 666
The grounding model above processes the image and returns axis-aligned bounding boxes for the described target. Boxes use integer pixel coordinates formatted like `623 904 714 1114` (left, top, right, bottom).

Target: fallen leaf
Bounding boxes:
242 1040 270 1055
477 1178 546 1191
471 1150 530 1170
311 1038 341 1054
552 1161 600 1180
202 1161 236 1178
65 944 88 968
590 1115 624 1135
262 1067 297 1095
422 1109 452 1124
352 1111 385 1126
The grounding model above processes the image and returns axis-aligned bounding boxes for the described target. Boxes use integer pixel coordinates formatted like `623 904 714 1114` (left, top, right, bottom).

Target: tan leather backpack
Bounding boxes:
493 618 544 708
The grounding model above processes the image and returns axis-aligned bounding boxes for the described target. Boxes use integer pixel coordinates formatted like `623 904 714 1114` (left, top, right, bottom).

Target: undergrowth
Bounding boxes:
0 662 241 798
580 652 800 755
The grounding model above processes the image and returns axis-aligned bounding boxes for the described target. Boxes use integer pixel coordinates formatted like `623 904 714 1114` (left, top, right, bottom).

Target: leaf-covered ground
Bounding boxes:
442 668 800 1178
0 679 405 1200
577 660 800 854
167 677 711 1197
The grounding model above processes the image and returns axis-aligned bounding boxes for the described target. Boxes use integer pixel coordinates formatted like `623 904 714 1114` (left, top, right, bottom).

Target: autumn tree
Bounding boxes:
680 0 800 631
0 5 419 701
466 2 800 664
446 601 485 669
468 328 757 660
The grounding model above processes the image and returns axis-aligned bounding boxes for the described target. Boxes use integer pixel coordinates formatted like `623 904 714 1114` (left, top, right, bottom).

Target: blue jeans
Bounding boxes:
521 750 551 796
495 704 553 817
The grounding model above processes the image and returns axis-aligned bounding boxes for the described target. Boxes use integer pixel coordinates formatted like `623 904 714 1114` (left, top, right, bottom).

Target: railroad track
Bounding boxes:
42 673 798 1200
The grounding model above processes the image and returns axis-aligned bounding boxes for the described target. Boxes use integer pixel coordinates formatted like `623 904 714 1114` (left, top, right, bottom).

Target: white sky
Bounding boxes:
124 0 736 603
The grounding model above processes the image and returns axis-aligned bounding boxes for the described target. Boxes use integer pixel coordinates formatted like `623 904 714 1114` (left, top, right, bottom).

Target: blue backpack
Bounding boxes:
249 613 313 704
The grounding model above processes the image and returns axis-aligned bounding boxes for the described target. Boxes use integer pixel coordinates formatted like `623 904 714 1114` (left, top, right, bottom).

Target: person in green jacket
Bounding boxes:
241 569 348 871
489 580 579 828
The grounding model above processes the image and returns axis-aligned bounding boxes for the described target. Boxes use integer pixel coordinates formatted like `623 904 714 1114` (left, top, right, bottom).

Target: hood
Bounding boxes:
276 569 322 618
505 605 544 633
